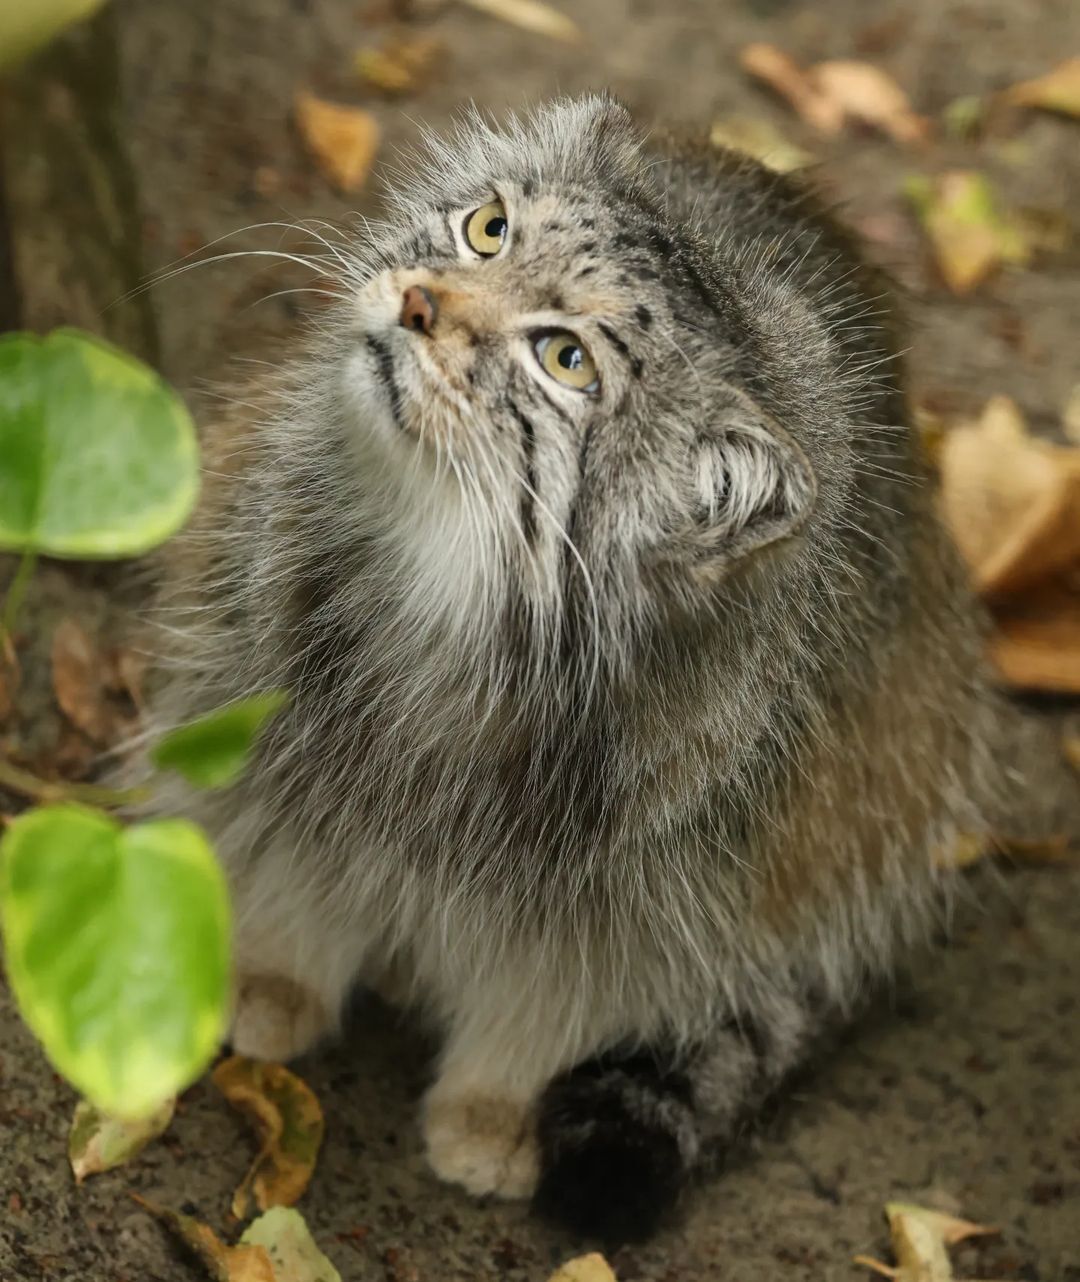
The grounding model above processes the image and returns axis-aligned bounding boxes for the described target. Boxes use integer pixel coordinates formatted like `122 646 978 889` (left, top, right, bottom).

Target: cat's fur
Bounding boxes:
141 96 988 1242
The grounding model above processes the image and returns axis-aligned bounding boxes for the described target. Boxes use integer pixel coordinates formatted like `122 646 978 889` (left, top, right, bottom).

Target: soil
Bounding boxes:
2 0 1080 1278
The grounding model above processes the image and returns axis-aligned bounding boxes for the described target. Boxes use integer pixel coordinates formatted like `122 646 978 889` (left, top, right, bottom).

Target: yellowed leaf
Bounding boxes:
938 396 1080 598
810 60 929 144
740 43 844 134
458 0 580 43
241 1207 341 1282
547 1255 619 1282
856 1202 998 1282
1005 57 1080 118
213 1057 324 1218
135 1196 276 1282
993 834 1075 864
294 93 380 193
709 116 813 173
69 1097 175 1183
933 832 988 871
907 172 1028 294
353 36 443 95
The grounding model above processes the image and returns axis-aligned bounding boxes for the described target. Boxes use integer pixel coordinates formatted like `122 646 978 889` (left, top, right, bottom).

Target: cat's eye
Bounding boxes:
464 200 509 257
534 332 599 393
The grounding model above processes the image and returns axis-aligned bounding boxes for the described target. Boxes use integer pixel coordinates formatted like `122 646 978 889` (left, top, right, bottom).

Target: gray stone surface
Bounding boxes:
2 0 1080 1277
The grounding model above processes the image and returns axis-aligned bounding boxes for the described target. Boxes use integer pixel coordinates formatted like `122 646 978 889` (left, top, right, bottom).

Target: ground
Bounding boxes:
2 0 1080 1278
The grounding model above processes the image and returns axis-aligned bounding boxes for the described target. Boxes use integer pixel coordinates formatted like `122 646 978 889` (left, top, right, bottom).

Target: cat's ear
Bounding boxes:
550 95 642 175
662 388 817 583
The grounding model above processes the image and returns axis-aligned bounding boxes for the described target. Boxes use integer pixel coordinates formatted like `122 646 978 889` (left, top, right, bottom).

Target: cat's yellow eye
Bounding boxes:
464 200 509 257
534 332 599 392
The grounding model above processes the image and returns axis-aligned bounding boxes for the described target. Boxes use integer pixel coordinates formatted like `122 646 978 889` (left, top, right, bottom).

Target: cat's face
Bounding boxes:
337 98 815 664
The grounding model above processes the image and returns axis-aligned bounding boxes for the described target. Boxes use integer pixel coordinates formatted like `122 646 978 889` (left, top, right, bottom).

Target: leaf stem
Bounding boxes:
2 549 37 640
0 756 152 810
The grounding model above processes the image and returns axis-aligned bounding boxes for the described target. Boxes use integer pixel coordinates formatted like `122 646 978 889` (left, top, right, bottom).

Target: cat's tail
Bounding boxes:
532 1051 702 1244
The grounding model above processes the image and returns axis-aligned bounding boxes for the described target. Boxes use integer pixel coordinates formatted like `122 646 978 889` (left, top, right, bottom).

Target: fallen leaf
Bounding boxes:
547 1255 619 1282
740 43 844 134
241 1207 341 1282
69 1097 175 1182
990 587 1080 692
740 45 927 143
855 1202 998 1282
213 1057 324 1218
105 644 147 710
354 36 442 95
933 832 987 871
938 396 1080 598
709 115 813 173
135 1196 276 1282
457 0 581 43
993 834 1075 864
811 61 929 144
1004 57 1080 118
294 94 380 193
941 95 985 141
906 172 1028 294
51 618 112 743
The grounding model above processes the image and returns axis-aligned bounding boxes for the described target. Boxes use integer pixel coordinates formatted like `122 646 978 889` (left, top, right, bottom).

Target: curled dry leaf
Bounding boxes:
740 45 927 143
51 617 112 744
907 172 1028 294
547 1254 619 1282
135 1196 276 1282
709 116 813 173
938 396 1080 598
213 1056 325 1218
855 1201 998 1281
294 93 380 193
354 36 443 95
241 1207 342 1282
69 1097 175 1183
1004 57 1080 118
458 0 580 43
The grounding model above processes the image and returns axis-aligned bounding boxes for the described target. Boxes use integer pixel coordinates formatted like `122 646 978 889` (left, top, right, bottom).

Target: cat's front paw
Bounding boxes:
230 973 333 1062
423 1091 539 1199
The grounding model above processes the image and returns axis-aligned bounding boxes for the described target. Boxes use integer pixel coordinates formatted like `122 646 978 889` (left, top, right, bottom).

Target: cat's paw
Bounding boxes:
230 973 333 1062
423 1091 539 1199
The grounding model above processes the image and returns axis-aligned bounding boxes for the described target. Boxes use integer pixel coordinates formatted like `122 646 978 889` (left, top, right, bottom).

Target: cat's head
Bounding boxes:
332 96 822 675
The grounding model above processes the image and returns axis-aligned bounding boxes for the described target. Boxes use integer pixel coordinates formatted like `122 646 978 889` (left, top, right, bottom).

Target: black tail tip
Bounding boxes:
532 1060 694 1246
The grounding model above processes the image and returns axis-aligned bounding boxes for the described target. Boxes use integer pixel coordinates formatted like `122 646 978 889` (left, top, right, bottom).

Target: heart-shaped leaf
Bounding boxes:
0 329 198 559
152 692 290 790
0 805 230 1117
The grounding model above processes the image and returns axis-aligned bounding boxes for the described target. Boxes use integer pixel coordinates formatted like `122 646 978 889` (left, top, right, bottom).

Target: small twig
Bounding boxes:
0 756 152 809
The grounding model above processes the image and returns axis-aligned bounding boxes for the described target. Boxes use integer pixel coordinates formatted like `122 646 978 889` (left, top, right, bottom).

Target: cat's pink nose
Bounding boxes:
400 284 439 336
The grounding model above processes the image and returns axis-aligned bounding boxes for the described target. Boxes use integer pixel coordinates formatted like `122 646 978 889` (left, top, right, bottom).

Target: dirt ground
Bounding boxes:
2 0 1080 1278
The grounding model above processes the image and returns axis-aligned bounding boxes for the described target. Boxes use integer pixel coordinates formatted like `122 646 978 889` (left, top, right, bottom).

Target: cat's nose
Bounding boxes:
399 285 439 336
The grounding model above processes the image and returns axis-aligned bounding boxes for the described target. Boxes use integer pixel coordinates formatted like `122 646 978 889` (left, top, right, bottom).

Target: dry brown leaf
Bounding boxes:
907 172 1028 294
993 834 1075 864
938 396 1080 598
294 93 380 193
69 1097 175 1183
933 832 988 871
105 644 147 711
213 1056 325 1218
1005 57 1080 118
51 618 112 743
547 1255 618 1282
354 36 443 95
990 587 1080 693
740 43 844 133
135 1196 276 1282
740 45 927 143
709 116 813 173
1063 384 1080 446
810 60 929 144
458 0 580 43
855 1202 999 1282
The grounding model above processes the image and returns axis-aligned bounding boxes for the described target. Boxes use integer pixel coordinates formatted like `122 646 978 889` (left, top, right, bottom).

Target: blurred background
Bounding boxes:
1 1 1079 1280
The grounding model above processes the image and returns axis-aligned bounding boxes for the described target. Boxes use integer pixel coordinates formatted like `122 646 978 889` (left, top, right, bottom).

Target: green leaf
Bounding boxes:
0 0 108 71
0 805 230 1118
241 1207 342 1282
152 692 290 790
0 329 198 559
